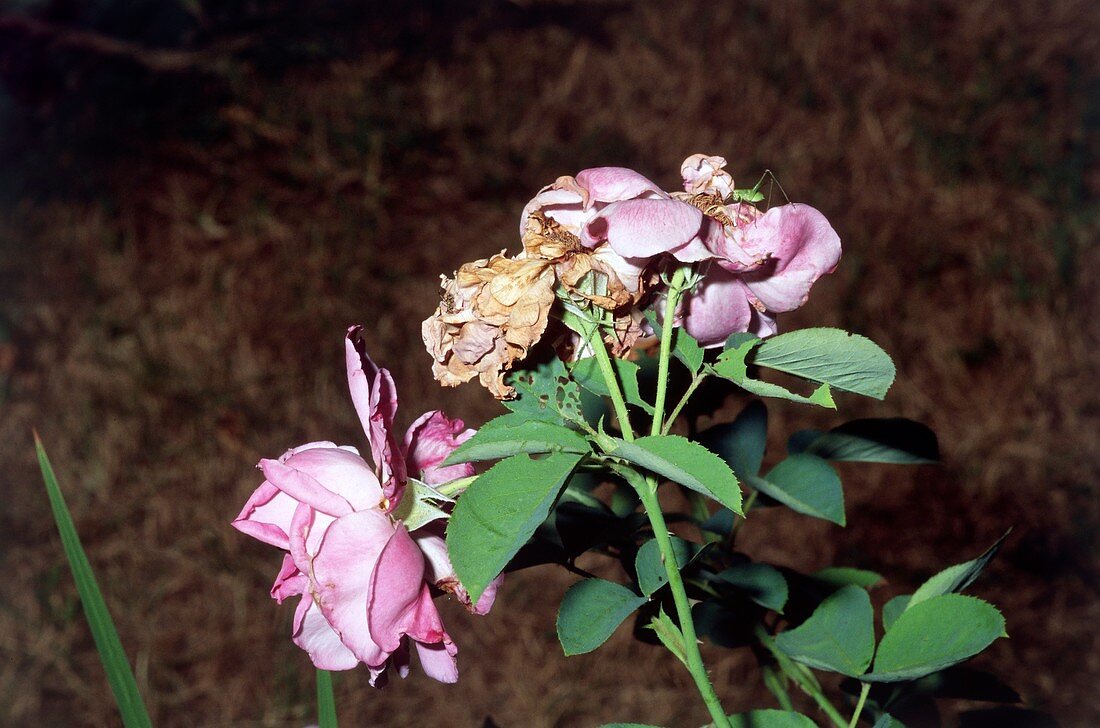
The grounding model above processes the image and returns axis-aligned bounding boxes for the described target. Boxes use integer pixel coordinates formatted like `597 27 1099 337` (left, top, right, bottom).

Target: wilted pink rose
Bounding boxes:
521 166 715 290
233 326 497 684
571 156 840 347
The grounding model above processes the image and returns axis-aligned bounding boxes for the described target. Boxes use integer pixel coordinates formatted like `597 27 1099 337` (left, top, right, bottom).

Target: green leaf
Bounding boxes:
600 724 664 728
609 435 742 514
813 567 885 590
316 669 338 728
866 594 1007 682
448 452 583 603
751 328 896 399
908 532 1009 609
389 480 452 532
717 563 788 612
648 316 705 373
712 338 836 409
727 710 818 728
635 536 696 596
444 415 590 464
800 419 940 464
571 356 654 414
747 454 845 525
35 435 153 728
504 359 587 424
556 578 647 656
882 595 911 632
646 607 688 667
698 400 768 477
872 715 908 728
774 585 875 677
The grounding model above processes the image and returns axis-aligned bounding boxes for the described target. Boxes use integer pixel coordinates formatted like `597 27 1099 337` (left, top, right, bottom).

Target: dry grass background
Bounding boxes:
0 1 1097 725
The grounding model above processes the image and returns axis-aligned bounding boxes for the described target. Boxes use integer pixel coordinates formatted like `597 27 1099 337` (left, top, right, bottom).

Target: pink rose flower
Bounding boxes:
233 326 497 684
568 156 842 347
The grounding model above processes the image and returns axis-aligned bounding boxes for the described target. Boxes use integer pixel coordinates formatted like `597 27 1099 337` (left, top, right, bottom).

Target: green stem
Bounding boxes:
662 371 708 435
848 682 871 728
638 484 731 728
651 266 689 437
761 664 794 711
580 320 729 728
316 669 338 728
586 318 635 443
754 625 847 728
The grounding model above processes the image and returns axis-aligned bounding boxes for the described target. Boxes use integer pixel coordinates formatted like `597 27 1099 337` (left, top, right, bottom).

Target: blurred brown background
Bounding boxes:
0 1 1097 726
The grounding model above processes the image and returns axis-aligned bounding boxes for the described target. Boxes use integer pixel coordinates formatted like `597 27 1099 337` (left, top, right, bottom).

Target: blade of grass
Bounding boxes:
34 432 153 728
317 669 338 727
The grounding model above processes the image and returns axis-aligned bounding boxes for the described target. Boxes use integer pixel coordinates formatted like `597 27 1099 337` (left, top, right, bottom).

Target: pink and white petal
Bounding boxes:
345 327 407 497
403 410 475 485
588 245 646 295
278 440 349 461
681 268 756 347
739 204 842 312
282 445 383 512
583 198 708 258
259 458 354 518
750 309 779 338
681 154 734 197
411 530 452 587
232 481 299 549
519 186 587 236
413 530 502 615
575 167 664 205
311 509 397 666
271 553 307 604
292 596 359 670
415 638 459 684
366 524 431 653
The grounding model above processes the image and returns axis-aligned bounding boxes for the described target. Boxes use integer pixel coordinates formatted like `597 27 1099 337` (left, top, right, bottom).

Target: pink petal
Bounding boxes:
232 481 299 549
367 524 432 654
403 411 476 485
258 458 354 518
292 596 359 670
281 445 383 512
345 326 407 504
271 553 307 604
414 530 501 615
681 267 756 347
575 167 664 205
583 198 709 259
519 186 587 237
415 636 459 684
739 204 842 312
681 153 734 197
311 509 399 666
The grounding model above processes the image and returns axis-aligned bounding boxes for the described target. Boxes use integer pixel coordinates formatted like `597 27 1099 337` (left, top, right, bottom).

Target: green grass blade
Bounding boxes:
34 433 153 728
316 669 338 727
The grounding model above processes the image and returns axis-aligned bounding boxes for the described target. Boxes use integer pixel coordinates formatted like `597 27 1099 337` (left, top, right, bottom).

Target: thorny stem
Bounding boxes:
849 682 871 728
580 321 730 728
